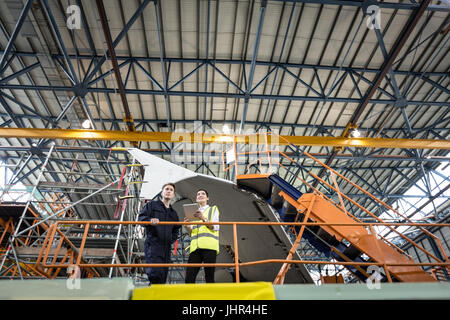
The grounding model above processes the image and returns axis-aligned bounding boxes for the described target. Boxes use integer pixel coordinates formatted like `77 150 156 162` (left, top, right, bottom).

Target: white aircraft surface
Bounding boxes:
128 148 313 283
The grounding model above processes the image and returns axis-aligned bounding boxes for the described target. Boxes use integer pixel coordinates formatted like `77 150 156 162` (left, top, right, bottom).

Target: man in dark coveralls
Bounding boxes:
138 183 181 284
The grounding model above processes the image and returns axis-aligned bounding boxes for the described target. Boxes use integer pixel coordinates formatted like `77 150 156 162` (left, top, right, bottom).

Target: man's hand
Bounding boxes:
183 217 192 235
150 218 160 225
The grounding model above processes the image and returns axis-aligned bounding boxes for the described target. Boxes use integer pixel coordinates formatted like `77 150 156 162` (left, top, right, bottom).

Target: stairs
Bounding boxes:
237 173 437 283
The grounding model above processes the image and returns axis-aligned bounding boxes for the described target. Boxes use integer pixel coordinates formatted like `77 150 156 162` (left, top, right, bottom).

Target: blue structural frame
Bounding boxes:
1 55 448 101
0 0 34 75
1 82 448 107
0 0 448 267
272 0 450 12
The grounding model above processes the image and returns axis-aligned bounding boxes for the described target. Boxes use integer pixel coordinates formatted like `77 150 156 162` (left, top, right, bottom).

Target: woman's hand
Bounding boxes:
193 210 205 221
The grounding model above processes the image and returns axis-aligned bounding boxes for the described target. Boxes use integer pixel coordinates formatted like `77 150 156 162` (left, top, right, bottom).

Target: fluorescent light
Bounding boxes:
82 119 91 129
222 124 230 134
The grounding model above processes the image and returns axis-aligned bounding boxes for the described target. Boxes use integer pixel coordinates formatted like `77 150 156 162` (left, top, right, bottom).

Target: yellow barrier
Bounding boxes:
132 282 275 300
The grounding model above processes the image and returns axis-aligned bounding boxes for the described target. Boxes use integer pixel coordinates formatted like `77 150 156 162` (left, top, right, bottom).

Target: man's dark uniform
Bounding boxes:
138 199 180 284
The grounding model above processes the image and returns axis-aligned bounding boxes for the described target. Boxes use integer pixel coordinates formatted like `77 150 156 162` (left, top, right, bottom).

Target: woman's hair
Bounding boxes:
196 188 209 197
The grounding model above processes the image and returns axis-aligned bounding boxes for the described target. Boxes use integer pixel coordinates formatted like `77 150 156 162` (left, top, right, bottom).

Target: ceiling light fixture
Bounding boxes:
350 129 361 138
82 119 91 129
222 124 231 134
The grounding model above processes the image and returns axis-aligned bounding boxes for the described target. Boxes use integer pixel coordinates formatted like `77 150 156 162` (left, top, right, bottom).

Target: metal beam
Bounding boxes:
95 0 135 138
314 0 434 187
0 61 40 84
2 114 449 134
0 95 27 132
2 84 448 107
0 18 53 124
0 0 34 75
54 96 77 124
1 147 448 163
2 52 449 78
84 0 152 83
240 0 267 133
0 91 52 124
153 0 171 128
351 0 432 126
42 0 79 85
271 0 450 12
0 128 449 149
87 59 133 88
422 76 450 96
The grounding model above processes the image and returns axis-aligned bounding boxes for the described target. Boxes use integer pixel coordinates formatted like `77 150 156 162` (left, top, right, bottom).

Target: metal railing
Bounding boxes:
31 219 450 283
2 133 449 283
220 131 450 282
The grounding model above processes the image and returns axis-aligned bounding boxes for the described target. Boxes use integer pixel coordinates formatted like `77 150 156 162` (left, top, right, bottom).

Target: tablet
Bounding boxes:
183 203 200 221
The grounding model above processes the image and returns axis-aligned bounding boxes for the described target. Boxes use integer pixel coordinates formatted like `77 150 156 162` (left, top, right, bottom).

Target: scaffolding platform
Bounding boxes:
0 278 134 300
0 279 449 300
0 202 46 236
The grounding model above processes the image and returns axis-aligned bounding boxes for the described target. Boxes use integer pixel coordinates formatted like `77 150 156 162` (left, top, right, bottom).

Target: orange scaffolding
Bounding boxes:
28 219 450 283
1 132 449 283
221 132 449 283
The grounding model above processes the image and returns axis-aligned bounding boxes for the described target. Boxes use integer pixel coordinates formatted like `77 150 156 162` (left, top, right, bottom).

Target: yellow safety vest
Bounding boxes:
189 205 219 254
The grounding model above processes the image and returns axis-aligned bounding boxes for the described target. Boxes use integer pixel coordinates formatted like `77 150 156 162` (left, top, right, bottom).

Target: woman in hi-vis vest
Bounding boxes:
184 189 219 283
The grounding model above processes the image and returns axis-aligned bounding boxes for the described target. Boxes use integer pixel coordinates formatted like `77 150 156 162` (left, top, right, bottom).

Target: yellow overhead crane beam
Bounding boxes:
0 128 449 150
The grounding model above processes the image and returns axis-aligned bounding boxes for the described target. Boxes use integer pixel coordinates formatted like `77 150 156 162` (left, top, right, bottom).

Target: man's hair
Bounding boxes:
196 188 209 197
162 183 176 192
